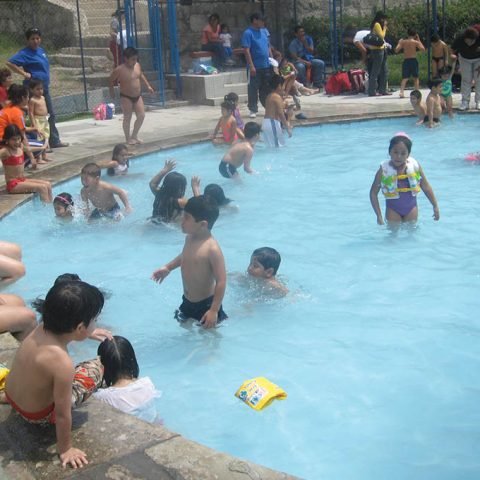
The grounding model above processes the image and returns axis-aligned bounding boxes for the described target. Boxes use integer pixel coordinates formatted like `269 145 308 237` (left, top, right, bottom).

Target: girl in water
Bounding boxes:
149 159 189 223
370 133 440 224
104 143 130 176
210 101 238 145
53 192 74 219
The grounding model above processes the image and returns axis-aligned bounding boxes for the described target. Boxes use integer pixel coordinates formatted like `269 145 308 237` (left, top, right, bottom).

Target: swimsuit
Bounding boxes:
261 118 286 147
6 177 27 193
89 202 122 220
174 295 228 324
219 160 238 178
233 108 244 130
402 58 419 79
222 118 238 143
5 391 56 425
423 116 440 123
107 160 129 176
1 153 24 166
120 93 141 104
385 177 418 217
441 79 452 98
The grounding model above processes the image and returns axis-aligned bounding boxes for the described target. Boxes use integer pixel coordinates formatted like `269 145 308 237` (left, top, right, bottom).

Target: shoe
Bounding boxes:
295 113 307 120
249 111 257 118
51 142 69 148
459 102 469 111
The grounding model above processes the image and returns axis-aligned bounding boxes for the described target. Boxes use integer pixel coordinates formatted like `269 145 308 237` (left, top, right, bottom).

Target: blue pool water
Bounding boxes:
2 116 480 479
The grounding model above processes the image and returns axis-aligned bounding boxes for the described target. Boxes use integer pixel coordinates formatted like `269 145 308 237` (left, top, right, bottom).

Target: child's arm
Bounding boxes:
191 176 201 197
80 188 91 216
149 159 176 194
53 361 88 468
97 160 118 170
201 244 227 328
151 254 182 283
227 118 237 143
394 39 403 54
107 183 132 213
443 42 450 64
419 166 440 220
415 37 426 52
140 69 154 94
369 168 384 225
108 67 120 98
21 139 37 169
236 127 245 140
28 99 38 129
425 96 436 129
243 149 255 174
211 118 222 139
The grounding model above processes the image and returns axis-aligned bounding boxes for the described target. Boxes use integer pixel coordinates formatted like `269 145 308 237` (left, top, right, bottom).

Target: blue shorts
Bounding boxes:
402 58 419 79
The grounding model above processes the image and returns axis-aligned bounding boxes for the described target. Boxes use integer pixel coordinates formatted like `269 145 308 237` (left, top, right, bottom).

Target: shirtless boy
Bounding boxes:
4 281 105 469
152 195 227 328
80 163 131 220
410 90 427 125
395 29 425 98
431 33 450 78
28 79 50 162
109 46 154 145
262 75 292 147
425 79 443 128
247 247 288 297
218 122 261 178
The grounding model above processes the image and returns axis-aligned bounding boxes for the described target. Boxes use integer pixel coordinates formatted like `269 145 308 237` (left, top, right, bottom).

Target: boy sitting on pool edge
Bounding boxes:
151 195 227 328
247 247 288 297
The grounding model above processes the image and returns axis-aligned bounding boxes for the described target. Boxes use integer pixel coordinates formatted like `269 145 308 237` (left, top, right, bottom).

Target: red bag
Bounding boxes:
325 71 352 95
348 69 366 93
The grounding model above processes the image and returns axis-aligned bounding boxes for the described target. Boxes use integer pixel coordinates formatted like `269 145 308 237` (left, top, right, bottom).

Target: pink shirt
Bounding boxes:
201 24 220 45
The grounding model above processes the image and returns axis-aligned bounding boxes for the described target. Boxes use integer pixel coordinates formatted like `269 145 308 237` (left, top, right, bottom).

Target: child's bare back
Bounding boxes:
222 141 254 169
396 37 423 59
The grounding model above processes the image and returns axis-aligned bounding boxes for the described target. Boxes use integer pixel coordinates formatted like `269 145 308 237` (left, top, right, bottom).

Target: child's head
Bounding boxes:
123 46 138 66
53 192 74 218
389 133 412 165
7 84 29 106
112 143 129 163
29 78 44 97
220 23 229 33
221 101 235 117
97 335 139 387
431 33 440 43
248 247 281 279
204 183 231 206
438 65 452 79
3 124 23 146
428 78 443 92
224 92 239 106
42 280 104 336
81 162 101 186
407 28 417 37
182 195 219 232
244 121 261 141
409 89 422 106
269 74 284 92
162 171 187 199
0 68 13 88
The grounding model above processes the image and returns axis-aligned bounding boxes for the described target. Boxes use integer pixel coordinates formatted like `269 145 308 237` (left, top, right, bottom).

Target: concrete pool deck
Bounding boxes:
0 88 476 479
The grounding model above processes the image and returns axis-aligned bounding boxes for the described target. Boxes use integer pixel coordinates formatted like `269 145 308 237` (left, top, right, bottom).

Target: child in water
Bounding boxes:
224 92 245 135
149 159 190 223
409 90 427 125
439 63 455 118
102 143 130 176
53 192 74 219
0 124 52 202
210 101 238 145
247 247 288 297
93 336 161 423
370 133 440 224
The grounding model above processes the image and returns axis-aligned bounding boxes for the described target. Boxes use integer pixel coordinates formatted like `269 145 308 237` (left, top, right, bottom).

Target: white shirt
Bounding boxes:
219 33 232 48
353 30 370 44
93 377 161 423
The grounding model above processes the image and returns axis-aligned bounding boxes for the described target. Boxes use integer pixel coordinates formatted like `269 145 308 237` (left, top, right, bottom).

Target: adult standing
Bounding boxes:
241 13 273 118
201 13 225 70
367 12 390 97
7 28 68 148
451 27 480 111
288 26 325 89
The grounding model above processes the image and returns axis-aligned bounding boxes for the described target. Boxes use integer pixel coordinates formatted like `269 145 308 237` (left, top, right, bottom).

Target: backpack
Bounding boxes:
325 71 352 95
93 103 115 120
348 69 366 93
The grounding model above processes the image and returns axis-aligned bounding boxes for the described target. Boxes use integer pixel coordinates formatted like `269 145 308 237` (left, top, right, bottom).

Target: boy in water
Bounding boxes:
409 90 427 125
80 163 132 220
218 122 261 178
262 74 292 147
3 281 105 469
425 79 443 128
247 247 288 297
109 46 154 145
395 29 425 98
152 195 227 328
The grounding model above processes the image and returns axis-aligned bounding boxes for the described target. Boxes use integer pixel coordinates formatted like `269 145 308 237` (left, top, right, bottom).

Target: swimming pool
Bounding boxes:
3 115 480 479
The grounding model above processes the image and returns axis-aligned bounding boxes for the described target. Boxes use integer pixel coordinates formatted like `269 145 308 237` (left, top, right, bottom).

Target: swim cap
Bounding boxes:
394 131 411 140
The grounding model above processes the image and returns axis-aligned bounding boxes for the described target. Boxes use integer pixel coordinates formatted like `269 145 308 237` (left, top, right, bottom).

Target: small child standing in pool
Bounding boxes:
247 247 288 297
439 63 455 118
425 79 443 128
152 195 227 328
218 122 260 178
409 90 427 125
80 163 132 220
224 92 245 138
370 133 439 225
109 47 154 145
210 101 238 145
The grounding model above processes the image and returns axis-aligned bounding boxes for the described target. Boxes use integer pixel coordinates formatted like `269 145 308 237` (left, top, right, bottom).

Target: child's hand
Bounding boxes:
60 447 88 469
147 86 154 94
151 266 170 283
164 159 176 171
191 176 201 189
377 215 385 225
89 328 113 342
433 206 440 221
124 206 133 214
200 309 218 329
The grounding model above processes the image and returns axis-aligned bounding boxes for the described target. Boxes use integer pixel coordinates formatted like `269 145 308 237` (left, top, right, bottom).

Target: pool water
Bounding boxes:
3 116 480 480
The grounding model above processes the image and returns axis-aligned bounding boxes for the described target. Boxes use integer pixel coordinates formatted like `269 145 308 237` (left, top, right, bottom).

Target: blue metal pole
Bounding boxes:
124 0 133 47
167 0 182 98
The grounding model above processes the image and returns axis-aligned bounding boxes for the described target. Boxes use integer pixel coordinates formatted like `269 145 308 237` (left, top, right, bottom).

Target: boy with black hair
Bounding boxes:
425 79 443 128
247 247 288 297
109 46 154 145
395 29 425 98
218 121 261 178
3 281 105 469
152 195 227 328
80 162 132 220
409 90 427 125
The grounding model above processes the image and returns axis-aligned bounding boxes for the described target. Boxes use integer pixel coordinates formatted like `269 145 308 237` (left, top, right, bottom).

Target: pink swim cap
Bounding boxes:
394 131 411 139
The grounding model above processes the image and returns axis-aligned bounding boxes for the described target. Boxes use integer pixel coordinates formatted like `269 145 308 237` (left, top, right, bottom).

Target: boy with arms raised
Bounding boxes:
218 121 261 178
81 163 132 220
4 281 105 469
152 195 227 328
109 46 154 145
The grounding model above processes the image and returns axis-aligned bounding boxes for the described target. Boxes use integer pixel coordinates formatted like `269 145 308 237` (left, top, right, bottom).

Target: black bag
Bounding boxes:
363 32 384 47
